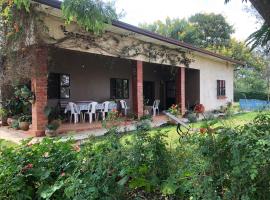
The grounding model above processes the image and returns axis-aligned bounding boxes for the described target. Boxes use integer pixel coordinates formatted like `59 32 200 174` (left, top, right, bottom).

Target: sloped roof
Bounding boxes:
34 0 245 65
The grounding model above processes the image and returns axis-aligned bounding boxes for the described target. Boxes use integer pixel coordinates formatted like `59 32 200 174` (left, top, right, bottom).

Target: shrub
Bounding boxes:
186 112 197 123
1 113 270 199
234 90 269 101
0 138 78 199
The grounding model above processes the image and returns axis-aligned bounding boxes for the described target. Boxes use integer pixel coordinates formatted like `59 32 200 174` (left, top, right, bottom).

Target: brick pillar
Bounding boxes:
176 67 186 115
132 60 144 118
31 47 48 137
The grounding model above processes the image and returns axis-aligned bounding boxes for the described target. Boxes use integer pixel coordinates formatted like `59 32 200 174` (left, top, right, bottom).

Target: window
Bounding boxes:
217 80 226 97
48 73 70 99
110 78 129 99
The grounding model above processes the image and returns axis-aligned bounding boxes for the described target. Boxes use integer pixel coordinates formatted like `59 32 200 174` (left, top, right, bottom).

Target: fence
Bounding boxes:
239 99 270 111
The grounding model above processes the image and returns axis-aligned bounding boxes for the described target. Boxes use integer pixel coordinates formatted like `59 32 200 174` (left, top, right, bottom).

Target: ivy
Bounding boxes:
61 0 119 34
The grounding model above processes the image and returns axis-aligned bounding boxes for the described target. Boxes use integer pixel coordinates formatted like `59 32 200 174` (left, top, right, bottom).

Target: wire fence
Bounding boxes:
239 99 270 111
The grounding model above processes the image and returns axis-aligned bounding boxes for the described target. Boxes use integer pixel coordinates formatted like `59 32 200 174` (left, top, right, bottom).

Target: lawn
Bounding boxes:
101 111 261 147
0 139 16 150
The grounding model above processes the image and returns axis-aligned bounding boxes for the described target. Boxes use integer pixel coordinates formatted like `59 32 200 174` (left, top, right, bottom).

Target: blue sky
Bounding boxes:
115 0 260 41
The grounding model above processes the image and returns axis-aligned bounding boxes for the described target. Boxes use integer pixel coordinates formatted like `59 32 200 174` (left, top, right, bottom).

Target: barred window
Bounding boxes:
217 80 226 97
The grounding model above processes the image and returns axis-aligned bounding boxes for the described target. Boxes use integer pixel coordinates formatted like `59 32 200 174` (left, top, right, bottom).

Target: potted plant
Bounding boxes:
194 104 205 118
167 104 180 124
18 115 32 131
0 107 8 126
45 121 60 137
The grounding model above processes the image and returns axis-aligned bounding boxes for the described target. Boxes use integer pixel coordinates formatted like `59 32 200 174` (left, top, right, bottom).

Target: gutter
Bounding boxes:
33 0 245 65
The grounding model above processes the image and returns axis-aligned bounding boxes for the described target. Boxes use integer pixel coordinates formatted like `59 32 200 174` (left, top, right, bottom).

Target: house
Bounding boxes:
27 0 243 136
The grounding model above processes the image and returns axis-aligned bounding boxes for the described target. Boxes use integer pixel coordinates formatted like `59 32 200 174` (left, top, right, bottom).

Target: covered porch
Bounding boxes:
30 47 200 136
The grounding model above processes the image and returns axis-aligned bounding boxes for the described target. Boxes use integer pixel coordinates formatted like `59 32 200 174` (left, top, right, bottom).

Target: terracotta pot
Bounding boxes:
45 129 58 137
7 118 15 126
1 117 8 126
19 122 30 131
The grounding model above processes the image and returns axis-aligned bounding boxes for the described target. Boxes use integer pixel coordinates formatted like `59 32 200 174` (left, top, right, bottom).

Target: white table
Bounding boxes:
64 101 117 113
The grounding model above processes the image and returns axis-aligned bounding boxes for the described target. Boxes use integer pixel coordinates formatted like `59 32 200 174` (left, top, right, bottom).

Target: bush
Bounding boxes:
1 113 270 199
0 139 78 199
186 112 197 123
234 90 269 101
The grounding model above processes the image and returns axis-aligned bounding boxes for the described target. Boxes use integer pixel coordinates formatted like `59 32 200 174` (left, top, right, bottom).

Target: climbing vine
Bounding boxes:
0 0 191 89
0 0 119 86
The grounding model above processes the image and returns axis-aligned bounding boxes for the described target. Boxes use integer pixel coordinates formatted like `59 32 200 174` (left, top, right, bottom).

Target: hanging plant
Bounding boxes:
61 0 119 34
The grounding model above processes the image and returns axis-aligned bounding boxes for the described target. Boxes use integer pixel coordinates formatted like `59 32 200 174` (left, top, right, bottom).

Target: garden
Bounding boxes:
0 107 269 199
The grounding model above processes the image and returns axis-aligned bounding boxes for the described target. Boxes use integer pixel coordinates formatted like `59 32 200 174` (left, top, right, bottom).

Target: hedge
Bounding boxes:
234 90 269 102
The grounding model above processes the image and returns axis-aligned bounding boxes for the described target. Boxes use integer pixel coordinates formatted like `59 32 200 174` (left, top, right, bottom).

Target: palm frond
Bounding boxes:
246 23 270 52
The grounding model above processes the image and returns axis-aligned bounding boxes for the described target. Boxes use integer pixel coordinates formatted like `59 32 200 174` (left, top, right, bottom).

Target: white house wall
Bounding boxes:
189 55 234 110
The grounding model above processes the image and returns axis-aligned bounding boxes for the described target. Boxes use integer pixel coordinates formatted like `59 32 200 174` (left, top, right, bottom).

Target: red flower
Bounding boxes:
200 128 207 134
22 163 33 173
61 172 65 177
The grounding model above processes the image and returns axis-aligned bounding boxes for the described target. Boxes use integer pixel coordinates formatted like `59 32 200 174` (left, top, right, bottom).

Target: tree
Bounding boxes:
140 13 234 48
188 13 234 48
139 17 199 44
225 0 270 52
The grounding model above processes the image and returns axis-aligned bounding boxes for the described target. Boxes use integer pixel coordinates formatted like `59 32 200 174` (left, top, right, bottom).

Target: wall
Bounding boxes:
189 55 234 111
185 68 200 109
48 48 134 109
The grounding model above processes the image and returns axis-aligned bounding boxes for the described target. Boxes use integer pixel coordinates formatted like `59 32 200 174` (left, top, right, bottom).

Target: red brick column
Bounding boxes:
31 47 48 137
132 60 144 118
176 67 186 115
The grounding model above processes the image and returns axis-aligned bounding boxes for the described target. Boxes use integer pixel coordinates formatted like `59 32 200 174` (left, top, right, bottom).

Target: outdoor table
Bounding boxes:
64 101 117 113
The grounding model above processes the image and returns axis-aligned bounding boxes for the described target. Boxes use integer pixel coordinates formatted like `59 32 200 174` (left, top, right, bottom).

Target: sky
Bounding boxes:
114 0 261 41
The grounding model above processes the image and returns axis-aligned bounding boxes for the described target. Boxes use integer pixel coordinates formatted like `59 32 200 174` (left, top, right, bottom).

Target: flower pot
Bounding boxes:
1 117 8 126
19 121 30 131
7 118 15 126
45 129 58 137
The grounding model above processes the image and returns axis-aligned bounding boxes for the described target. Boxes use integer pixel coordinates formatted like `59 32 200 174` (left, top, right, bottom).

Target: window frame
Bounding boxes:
59 74 71 99
110 78 129 99
217 80 226 99
48 73 71 99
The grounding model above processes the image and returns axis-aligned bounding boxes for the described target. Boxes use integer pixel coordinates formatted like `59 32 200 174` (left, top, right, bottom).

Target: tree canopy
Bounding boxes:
140 13 234 49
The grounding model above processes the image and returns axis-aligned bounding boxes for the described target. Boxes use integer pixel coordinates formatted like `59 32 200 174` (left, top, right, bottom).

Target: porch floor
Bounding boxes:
58 115 168 134
0 115 169 144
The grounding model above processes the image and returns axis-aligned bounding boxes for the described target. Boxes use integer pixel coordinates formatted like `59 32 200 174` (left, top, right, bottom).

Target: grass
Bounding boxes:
99 111 262 147
0 139 16 150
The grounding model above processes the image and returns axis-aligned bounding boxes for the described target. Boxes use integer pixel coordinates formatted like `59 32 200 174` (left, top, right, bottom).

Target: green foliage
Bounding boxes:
0 107 8 118
0 138 78 199
1 113 270 199
3 85 32 117
140 13 234 48
61 0 119 34
18 114 31 123
234 90 269 101
247 23 270 52
186 112 198 123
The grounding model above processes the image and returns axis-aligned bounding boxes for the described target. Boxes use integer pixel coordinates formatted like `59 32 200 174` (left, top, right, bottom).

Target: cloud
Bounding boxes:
115 0 259 41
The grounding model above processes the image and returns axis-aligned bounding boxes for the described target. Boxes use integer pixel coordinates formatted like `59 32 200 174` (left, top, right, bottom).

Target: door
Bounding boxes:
166 81 176 109
143 81 155 106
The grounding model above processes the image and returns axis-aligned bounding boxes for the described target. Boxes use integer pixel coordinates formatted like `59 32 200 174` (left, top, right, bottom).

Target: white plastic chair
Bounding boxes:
152 100 160 116
68 102 80 124
84 102 98 123
120 100 129 116
101 101 111 120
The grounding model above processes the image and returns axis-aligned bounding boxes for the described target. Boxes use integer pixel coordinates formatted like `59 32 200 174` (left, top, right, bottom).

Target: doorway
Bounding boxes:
143 81 155 106
165 81 176 109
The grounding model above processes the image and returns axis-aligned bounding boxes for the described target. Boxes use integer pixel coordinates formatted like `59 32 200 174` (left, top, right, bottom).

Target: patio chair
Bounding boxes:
120 100 129 116
84 102 98 123
152 100 160 116
68 102 80 124
101 101 111 120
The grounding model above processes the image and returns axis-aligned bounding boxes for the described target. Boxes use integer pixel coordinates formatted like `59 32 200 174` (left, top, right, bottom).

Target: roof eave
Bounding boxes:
33 0 245 66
